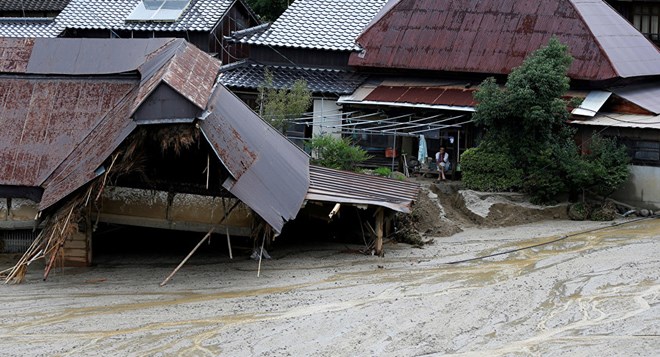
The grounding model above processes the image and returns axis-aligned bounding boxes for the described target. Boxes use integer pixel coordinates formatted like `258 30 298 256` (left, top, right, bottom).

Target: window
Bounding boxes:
632 4 660 41
126 0 190 22
620 139 660 166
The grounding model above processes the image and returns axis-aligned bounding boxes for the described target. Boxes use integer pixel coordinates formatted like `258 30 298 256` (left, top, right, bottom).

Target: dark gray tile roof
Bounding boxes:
0 19 63 37
244 0 388 51
0 0 70 12
57 0 234 32
218 61 367 95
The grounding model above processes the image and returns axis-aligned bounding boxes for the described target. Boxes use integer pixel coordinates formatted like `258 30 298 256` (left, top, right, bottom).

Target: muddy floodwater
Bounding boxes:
1 218 659 356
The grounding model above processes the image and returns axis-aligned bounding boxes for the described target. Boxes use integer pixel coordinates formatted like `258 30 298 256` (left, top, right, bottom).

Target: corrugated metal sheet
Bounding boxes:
571 90 611 117
160 41 221 109
133 38 220 111
201 85 310 233
350 0 660 81
0 38 34 73
365 85 477 107
26 38 174 75
569 113 660 130
307 165 419 213
40 89 139 209
612 83 660 115
0 78 138 189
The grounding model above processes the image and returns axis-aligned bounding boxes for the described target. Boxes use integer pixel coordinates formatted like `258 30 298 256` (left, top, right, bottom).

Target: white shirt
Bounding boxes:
436 151 448 165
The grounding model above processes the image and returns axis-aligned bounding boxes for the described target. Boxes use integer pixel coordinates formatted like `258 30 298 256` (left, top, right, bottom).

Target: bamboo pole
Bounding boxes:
160 200 241 286
160 228 214 287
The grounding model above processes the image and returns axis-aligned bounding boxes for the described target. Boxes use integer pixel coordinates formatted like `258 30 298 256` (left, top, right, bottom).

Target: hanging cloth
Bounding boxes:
417 134 428 163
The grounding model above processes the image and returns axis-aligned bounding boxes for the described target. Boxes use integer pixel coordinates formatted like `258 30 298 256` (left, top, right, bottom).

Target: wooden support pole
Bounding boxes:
257 229 267 278
222 197 233 259
160 228 214 287
375 207 384 257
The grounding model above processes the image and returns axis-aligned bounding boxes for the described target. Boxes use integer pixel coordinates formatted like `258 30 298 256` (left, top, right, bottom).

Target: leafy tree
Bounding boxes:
465 37 630 203
258 69 312 133
246 0 289 21
565 133 630 199
472 37 573 168
306 135 371 171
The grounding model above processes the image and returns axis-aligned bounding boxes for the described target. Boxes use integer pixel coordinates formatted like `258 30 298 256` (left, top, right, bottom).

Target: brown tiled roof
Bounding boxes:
350 0 660 81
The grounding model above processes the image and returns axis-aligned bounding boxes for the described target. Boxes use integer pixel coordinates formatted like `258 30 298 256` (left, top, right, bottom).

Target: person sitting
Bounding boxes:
435 147 451 181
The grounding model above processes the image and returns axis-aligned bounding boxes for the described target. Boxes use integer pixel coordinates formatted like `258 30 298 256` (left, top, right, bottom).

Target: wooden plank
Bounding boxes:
63 239 87 250
63 248 88 258
96 213 253 236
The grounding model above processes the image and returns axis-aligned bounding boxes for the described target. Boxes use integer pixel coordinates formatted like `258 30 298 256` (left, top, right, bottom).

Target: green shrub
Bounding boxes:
460 147 523 192
581 134 630 197
523 147 567 204
373 167 392 177
306 135 371 171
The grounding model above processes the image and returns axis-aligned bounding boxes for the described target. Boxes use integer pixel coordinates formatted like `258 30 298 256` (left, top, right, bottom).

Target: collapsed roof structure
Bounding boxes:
0 37 419 281
0 37 308 233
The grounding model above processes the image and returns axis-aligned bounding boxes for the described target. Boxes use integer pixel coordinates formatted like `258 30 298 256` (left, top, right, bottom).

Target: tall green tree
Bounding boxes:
463 37 630 203
246 0 289 21
258 69 312 133
473 37 573 167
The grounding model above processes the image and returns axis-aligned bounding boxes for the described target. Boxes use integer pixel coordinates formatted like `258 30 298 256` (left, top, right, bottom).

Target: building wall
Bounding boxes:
312 99 342 138
212 3 259 64
612 165 660 209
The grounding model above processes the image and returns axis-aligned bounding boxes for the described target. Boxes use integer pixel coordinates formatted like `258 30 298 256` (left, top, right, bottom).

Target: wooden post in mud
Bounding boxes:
375 207 384 257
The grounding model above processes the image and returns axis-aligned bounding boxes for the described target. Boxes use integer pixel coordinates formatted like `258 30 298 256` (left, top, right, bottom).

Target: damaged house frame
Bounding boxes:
0 37 419 283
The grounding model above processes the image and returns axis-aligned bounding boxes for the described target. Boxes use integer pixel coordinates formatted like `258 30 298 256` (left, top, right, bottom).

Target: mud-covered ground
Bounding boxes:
1 215 658 356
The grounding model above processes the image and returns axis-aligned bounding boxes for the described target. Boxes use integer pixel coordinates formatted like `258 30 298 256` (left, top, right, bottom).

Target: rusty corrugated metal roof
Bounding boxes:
365 85 477 107
133 38 220 111
0 78 138 190
201 86 310 233
0 38 221 211
0 37 311 234
0 38 34 73
350 0 660 81
39 88 139 209
307 165 419 213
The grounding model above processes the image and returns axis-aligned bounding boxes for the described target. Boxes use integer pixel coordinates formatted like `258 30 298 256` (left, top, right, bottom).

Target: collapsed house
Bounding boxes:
0 37 418 283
